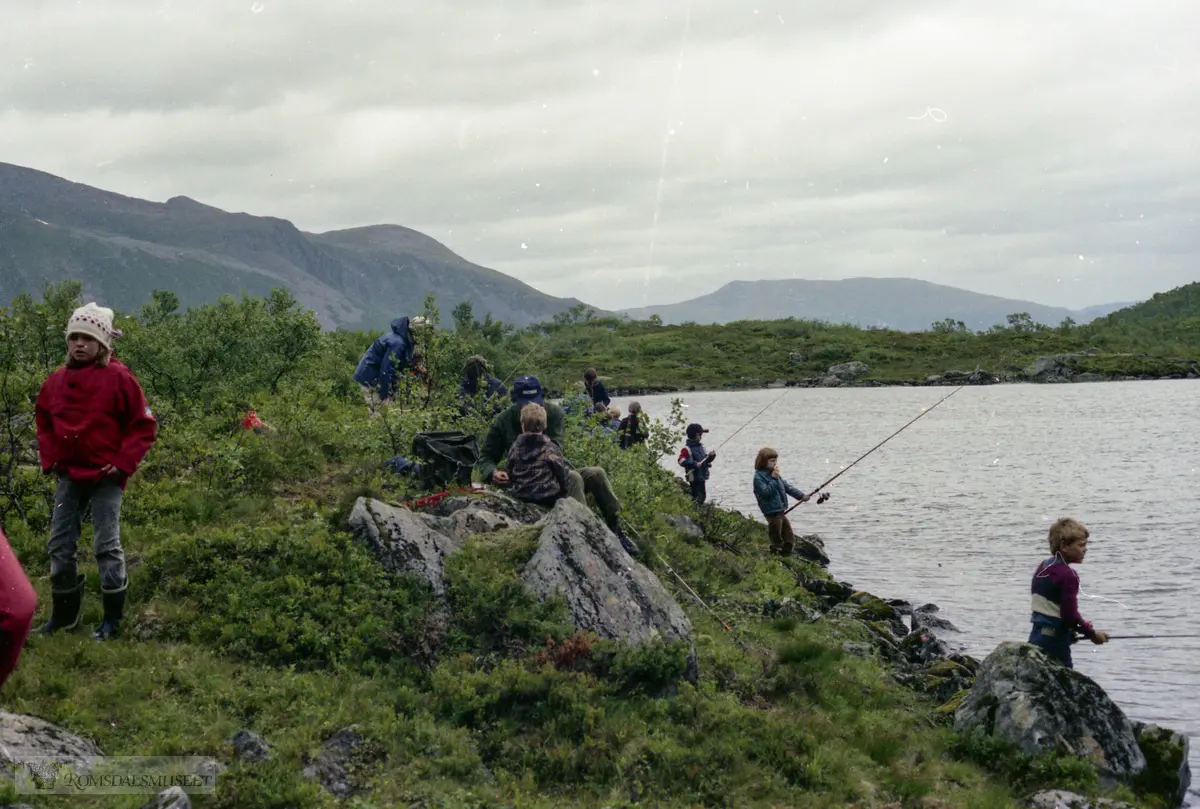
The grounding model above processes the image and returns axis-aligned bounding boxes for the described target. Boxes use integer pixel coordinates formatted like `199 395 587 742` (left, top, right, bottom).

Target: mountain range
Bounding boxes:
621 278 1134 331
1 162 1136 332
0 162 588 329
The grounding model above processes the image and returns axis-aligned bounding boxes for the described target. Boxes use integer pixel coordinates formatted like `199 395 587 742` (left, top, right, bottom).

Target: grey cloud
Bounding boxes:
1 0 1198 313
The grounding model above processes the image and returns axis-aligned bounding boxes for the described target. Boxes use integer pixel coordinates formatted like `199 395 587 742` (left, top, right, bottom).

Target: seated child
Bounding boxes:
1029 517 1108 668
506 403 575 508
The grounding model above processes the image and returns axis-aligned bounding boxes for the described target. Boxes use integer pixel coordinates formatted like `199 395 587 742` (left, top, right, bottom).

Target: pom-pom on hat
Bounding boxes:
65 303 121 350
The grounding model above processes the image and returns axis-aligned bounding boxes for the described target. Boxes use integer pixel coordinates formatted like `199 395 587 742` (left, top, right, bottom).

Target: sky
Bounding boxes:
2 0 1198 312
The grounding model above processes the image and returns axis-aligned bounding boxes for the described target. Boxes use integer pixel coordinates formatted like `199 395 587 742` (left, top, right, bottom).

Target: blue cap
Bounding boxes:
510 376 544 408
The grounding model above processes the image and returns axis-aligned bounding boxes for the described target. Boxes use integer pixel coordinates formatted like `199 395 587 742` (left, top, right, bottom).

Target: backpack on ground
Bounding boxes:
411 430 479 489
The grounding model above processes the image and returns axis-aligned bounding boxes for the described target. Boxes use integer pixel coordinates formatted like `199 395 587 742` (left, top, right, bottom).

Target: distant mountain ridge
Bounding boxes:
621 278 1134 331
0 162 591 330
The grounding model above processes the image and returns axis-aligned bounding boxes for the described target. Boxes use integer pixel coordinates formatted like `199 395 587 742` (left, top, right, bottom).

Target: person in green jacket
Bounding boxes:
478 376 640 556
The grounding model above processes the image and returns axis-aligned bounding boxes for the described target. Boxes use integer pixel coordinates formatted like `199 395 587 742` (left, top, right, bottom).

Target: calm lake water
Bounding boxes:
619 382 1198 804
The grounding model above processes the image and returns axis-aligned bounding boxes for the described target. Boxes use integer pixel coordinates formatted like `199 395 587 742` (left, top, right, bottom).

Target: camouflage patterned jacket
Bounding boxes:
506 433 571 505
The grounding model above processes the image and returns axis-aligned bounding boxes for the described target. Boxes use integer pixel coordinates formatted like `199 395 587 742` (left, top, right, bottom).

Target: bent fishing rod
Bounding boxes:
716 388 792 450
784 385 965 515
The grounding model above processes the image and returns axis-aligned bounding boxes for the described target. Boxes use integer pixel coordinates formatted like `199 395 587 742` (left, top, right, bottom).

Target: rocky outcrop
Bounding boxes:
301 726 376 799
1025 791 1137 809
912 603 960 633
522 499 694 657
428 492 547 525
954 642 1146 784
664 514 703 540
1025 355 1081 382
828 361 870 381
1131 722 1191 808
348 498 463 595
0 712 103 770
924 368 999 386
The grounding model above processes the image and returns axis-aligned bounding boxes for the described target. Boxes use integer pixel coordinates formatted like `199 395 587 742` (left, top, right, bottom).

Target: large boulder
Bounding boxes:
1024 354 1080 382
1131 722 1191 808
521 499 693 654
828 361 870 381
348 498 463 595
954 642 1146 784
0 713 103 772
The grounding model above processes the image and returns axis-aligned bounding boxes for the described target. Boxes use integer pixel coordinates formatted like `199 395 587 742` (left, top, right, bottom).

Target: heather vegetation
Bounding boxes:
0 281 1179 807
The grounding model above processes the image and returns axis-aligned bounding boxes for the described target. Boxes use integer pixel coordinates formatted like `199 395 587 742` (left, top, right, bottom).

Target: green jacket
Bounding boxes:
477 402 566 482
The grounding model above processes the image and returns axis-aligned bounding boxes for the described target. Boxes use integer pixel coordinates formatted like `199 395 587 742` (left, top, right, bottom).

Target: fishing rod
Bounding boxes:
716 388 791 450
1084 634 1200 641
784 385 965 515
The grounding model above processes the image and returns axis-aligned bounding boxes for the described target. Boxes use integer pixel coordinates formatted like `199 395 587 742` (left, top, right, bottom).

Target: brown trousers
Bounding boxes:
766 514 794 555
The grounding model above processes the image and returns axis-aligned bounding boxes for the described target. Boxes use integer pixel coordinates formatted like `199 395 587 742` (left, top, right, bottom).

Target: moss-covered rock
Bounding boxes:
1131 721 1191 808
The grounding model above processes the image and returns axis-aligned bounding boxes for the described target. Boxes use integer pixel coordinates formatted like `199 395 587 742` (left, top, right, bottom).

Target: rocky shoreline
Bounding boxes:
0 493 1190 807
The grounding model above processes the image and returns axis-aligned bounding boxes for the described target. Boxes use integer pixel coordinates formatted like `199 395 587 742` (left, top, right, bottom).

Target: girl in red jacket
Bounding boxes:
34 303 157 641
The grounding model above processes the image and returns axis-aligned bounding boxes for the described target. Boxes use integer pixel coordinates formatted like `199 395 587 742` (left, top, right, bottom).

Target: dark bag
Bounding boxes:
411 430 479 489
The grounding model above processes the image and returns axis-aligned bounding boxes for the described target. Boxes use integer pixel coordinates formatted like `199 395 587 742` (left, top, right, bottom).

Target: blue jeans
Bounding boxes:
48 475 127 594
1029 621 1073 668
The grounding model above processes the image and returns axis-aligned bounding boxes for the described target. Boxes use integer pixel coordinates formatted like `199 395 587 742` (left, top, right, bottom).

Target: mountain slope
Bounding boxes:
0 162 589 329
1098 281 1200 326
621 278 1133 331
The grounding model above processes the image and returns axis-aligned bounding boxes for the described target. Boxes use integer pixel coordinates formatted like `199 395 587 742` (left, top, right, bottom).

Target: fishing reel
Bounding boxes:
816 492 831 505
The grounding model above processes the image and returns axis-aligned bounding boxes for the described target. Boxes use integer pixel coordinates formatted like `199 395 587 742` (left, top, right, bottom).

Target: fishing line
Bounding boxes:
784 386 965 514
621 519 736 633
716 388 790 450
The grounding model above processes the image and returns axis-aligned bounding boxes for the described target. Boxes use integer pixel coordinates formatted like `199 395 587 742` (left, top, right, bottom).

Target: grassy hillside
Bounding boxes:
452 282 1200 394
0 283 1166 808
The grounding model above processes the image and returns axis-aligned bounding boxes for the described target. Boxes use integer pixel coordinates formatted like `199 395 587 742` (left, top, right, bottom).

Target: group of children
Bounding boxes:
0 303 1104 694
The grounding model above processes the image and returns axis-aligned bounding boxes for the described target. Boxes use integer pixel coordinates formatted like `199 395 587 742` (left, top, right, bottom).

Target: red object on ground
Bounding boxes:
242 410 265 430
0 529 37 689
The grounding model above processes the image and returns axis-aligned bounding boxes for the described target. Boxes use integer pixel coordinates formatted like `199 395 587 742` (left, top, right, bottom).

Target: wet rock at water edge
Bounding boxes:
792 534 830 567
954 642 1146 784
1130 721 1191 808
912 602 960 633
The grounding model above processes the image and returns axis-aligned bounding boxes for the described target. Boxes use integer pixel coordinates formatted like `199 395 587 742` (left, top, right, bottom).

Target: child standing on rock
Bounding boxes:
752 447 809 556
34 303 157 641
1029 517 1108 668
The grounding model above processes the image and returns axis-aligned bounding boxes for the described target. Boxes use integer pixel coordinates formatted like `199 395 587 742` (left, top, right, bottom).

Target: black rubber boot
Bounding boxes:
92 583 127 642
607 518 642 557
35 573 85 634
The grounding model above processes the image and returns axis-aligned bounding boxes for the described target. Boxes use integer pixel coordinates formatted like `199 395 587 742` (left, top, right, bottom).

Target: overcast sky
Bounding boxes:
2 0 1198 311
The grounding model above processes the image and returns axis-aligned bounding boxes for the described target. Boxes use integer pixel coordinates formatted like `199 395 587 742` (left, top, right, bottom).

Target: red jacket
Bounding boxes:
0 528 36 689
36 358 157 488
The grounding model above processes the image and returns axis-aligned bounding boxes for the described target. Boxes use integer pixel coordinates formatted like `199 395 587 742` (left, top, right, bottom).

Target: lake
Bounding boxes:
618 382 1197 805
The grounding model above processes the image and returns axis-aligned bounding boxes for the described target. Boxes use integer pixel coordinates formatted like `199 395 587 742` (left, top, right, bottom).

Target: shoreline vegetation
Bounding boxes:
0 281 1192 807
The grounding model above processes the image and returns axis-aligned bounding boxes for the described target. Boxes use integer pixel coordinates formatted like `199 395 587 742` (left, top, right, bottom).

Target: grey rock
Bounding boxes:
664 514 703 540
1024 354 1080 381
828 361 870 380
139 787 191 809
764 597 821 623
1131 721 1191 808
1025 790 1136 809
444 507 521 541
841 642 876 658
1075 372 1105 383
521 499 694 659
230 729 271 763
428 492 545 524
792 534 830 567
0 712 103 771
787 352 807 364
955 642 1146 784
912 603 960 633
818 375 843 388
301 726 366 799
348 498 463 595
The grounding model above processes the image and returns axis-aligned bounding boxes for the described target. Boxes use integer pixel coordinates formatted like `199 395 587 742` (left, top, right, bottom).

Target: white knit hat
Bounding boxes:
65 303 121 350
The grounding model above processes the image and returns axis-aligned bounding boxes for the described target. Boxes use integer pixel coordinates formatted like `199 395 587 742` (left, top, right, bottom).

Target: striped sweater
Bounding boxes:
1030 556 1096 640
